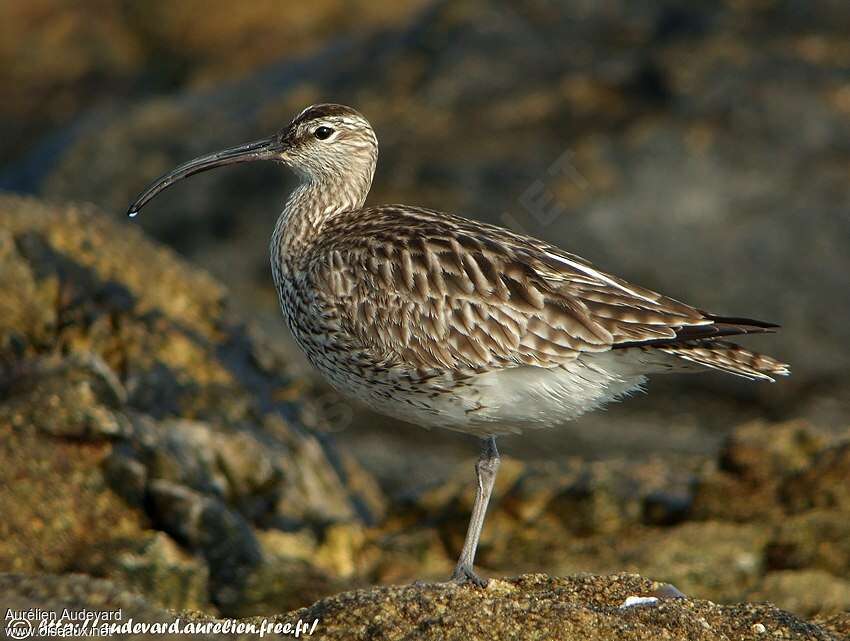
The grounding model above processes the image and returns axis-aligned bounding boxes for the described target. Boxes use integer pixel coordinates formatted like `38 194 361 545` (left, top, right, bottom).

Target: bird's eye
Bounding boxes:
314 126 334 140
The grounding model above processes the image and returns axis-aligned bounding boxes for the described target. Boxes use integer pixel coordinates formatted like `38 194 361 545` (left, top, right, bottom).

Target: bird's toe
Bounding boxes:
450 565 489 587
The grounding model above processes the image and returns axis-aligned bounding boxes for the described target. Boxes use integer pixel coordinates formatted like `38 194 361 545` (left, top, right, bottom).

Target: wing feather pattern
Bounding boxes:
306 206 781 376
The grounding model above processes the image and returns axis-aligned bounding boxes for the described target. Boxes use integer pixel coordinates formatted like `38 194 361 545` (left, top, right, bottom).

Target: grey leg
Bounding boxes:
451 436 500 586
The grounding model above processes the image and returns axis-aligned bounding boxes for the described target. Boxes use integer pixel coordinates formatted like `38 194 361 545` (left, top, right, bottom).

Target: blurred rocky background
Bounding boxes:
1 0 849 635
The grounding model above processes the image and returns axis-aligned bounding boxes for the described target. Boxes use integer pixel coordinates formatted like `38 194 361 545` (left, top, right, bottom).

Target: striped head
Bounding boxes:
279 104 379 183
126 103 378 217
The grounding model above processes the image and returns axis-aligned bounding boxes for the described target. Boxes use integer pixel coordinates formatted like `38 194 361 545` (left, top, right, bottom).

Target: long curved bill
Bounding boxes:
126 136 283 217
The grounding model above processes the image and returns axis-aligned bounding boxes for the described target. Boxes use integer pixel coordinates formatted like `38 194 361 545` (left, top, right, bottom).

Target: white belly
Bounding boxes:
329 351 648 438
438 353 647 436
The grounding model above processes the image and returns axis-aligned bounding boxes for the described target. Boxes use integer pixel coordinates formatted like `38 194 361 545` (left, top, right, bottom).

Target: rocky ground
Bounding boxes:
3 572 847 640
1 195 848 637
0 194 384 616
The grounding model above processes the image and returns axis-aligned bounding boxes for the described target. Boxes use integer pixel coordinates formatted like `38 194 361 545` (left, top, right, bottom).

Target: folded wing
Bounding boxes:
306 206 779 374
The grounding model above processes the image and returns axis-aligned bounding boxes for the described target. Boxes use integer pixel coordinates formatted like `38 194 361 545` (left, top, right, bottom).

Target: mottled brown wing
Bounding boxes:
304 206 728 372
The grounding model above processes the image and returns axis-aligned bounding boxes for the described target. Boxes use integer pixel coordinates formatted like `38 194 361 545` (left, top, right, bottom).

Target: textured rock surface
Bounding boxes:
288 573 841 640
1 572 841 641
0 573 222 641
376 420 850 618
0 194 384 615
0 419 149 575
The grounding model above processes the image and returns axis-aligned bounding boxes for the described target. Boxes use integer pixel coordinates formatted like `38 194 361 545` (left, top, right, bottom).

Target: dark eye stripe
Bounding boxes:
314 126 334 140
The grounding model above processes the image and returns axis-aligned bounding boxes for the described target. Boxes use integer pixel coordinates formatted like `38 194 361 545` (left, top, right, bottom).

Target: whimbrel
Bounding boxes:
128 104 789 585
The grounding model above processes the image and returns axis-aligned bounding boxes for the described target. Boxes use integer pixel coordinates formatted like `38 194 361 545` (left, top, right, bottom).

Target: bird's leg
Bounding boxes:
451 436 500 587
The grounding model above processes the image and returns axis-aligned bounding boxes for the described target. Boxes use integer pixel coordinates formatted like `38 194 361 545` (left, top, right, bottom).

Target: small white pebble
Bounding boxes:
620 596 659 608
752 623 767 633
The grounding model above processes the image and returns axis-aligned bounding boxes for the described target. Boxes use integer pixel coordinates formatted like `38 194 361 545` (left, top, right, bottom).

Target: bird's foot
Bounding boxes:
450 564 489 587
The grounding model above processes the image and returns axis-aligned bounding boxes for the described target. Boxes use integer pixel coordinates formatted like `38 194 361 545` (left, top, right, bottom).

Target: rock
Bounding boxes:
641 490 691 527
367 527 452 586
72 532 210 611
749 570 850 619
371 420 850 617
616 522 769 604
691 421 830 522
766 510 850 575
111 415 285 517
0 573 218 641
543 458 693 536
717 421 829 483
226 558 348 618
1 353 130 439
781 442 850 513
146 480 263 608
0 195 384 523
0 572 838 641
0 194 384 614
0 421 149 575
814 612 850 639
408 456 694 554
283 573 835 640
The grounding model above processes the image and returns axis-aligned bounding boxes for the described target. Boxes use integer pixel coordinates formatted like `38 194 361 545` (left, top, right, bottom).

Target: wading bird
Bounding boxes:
128 104 788 585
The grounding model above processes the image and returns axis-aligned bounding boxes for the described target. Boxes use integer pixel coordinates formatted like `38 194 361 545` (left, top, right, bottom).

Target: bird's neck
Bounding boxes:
271 167 373 278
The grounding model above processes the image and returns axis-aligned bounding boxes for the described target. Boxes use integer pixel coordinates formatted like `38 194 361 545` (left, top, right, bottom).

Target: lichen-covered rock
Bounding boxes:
1 353 130 439
72 532 210 611
620 522 769 603
0 421 148 575
814 612 850 639
284 573 836 641
0 573 221 641
0 572 839 641
225 558 348 619
373 421 850 618
781 442 850 513
766 510 850 576
749 570 850 620
690 421 830 522
0 194 384 614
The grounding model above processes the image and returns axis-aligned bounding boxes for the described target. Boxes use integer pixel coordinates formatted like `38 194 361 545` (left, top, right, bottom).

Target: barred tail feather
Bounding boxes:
657 340 790 382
